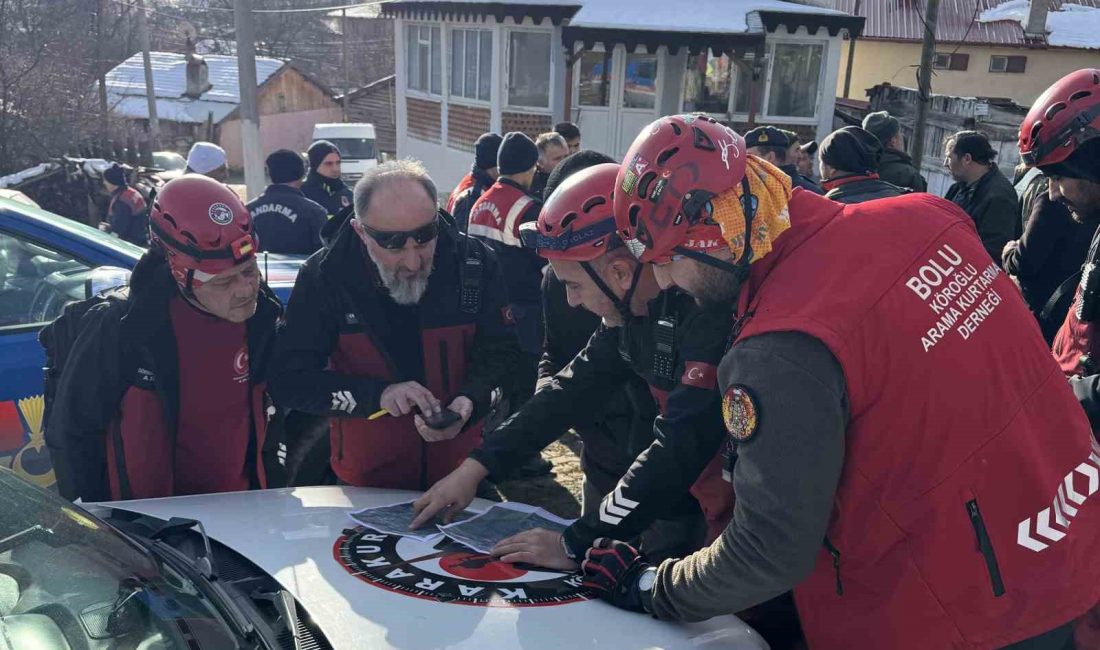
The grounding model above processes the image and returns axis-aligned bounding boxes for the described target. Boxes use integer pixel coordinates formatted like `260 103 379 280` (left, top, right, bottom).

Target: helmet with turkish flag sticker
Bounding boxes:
520 163 621 262
613 114 747 264
148 175 256 292
1019 68 1100 169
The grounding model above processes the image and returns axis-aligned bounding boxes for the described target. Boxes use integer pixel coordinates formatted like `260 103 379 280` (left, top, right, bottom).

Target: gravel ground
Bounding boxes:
491 431 585 519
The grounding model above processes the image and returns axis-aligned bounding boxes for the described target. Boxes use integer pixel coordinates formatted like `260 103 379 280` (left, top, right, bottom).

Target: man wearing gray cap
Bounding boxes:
862 111 927 193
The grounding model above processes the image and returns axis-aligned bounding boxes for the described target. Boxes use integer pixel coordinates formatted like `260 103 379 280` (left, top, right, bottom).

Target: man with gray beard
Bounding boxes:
270 160 525 489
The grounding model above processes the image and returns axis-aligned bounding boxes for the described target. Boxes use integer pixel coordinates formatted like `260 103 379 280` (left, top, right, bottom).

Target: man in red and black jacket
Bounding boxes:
45 175 283 502
413 162 733 568
269 160 524 490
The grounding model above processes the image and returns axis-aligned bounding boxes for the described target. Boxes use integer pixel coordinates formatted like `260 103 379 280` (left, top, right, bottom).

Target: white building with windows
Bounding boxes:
383 0 864 192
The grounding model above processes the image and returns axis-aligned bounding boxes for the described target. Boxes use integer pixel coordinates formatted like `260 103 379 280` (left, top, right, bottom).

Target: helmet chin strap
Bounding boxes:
580 259 644 323
672 176 757 282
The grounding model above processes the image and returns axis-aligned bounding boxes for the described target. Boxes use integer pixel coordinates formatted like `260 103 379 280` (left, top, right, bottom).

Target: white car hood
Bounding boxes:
103 487 768 650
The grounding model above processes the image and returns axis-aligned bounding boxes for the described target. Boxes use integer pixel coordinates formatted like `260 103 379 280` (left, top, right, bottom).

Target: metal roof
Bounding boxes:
825 0 1100 46
103 52 285 123
567 0 852 33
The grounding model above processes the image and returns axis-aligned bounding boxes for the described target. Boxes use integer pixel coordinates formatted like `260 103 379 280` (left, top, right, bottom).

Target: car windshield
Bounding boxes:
152 152 187 171
0 469 239 649
326 137 376 160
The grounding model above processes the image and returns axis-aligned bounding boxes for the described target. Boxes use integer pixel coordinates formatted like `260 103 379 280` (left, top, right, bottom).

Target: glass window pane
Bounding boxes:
418 43 429 93
623 53 658 109
478 32 492 101
0 232 91 329
766 43 823 118
682 53 730 113
465 32 477 99
451 30 464 96
733 59 753 113
578 50 611 107
406 25 418 90
508 31 551 108
430 27 441 95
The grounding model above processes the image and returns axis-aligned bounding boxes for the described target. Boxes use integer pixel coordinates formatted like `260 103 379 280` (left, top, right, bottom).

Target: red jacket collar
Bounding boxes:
821 173 880 192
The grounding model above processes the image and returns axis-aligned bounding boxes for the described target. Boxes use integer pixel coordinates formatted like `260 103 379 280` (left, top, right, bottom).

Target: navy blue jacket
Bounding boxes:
248 184 328 255
301 172 353 218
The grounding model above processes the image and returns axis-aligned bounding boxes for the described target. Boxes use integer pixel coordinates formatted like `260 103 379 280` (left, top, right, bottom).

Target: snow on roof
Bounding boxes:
567 0 850 33
327 3 382 18
103 52 285 123
392 0 580 4
0 163 58 189
979 0 1100 49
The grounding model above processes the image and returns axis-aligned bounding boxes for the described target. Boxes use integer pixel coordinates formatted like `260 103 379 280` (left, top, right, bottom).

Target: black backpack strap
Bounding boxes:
1040 270 1083 323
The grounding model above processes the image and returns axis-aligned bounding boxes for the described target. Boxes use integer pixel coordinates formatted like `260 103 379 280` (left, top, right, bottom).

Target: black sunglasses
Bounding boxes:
359 217 439 250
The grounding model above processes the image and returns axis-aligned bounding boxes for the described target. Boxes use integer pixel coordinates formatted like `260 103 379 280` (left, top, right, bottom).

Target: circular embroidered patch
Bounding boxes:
722 385 760 442
208 202 234 225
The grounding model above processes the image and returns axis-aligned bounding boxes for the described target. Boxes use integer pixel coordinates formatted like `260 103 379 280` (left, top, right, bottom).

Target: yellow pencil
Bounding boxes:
367 409 389 421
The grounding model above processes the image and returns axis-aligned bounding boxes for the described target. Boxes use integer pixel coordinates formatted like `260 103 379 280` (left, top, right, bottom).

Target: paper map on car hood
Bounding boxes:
348 500 476 543
437 502 573 554
349 501 573 551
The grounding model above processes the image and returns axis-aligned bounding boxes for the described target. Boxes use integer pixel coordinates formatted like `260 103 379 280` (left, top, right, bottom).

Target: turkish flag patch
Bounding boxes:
501 306 515 325
680 362 717 389
722 385 760 443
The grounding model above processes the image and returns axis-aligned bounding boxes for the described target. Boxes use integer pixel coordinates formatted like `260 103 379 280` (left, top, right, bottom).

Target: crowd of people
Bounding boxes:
44 69 1100 650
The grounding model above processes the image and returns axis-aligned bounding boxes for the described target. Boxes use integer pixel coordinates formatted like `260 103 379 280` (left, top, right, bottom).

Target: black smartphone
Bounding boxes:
420 408 462 430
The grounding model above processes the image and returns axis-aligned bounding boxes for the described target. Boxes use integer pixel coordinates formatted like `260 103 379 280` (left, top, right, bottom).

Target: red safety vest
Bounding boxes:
329 324 483 489
109 186 146 214
467 179 535 248
733 191 1100 650
448 173 474 213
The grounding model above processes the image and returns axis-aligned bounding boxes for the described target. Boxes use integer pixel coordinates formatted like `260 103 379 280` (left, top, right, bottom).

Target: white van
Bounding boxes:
311 123 378 184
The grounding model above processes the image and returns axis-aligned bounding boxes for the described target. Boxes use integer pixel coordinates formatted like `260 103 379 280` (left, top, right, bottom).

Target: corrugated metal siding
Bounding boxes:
825 0 1100 45
347 77 398 154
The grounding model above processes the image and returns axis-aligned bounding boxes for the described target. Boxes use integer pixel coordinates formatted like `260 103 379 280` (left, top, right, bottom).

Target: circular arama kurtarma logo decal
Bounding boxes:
334 527 592 607
208 202 234 225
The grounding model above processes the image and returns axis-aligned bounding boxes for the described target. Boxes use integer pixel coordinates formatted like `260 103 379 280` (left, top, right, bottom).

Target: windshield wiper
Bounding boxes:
146 518 262 649
151 517 218 580
0 524 51 554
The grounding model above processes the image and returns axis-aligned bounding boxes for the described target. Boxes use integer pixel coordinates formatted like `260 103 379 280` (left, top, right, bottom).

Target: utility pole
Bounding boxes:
842 0 861 99
911 0 941 171
234 0 264 200
342 8 350 121
137 0 159 153
95 0 109 152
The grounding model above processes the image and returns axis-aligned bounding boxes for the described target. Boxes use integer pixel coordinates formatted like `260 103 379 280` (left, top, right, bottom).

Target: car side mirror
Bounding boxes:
85 266 131 299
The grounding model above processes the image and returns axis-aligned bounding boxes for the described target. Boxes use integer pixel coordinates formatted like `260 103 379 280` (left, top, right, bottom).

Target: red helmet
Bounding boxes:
148 175 256 291
1019 69 1100 168
520 163 621 262
613 114 747 263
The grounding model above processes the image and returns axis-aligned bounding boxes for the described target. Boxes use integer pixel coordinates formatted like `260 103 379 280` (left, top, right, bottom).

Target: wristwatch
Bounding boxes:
637 567 657 613
560 534 577 560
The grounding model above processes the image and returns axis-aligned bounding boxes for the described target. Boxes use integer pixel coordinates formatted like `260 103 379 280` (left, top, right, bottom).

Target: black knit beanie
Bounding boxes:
497 132 539 175
475 133 503 170
308 140 341 172
820 126 884 175
266 149 307 184
104 163 127 186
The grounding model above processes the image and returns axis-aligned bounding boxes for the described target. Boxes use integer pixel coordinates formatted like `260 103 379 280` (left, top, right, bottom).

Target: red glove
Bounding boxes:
580 538 653 613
